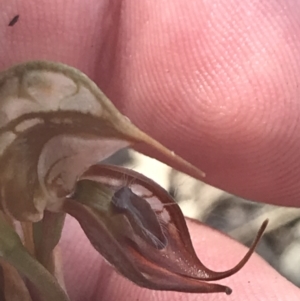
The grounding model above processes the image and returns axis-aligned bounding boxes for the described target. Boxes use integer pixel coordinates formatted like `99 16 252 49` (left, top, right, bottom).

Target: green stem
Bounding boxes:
33 211 65 272
0 212 69 301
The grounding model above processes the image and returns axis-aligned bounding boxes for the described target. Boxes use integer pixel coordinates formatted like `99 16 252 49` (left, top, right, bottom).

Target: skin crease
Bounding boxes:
0 0 300 300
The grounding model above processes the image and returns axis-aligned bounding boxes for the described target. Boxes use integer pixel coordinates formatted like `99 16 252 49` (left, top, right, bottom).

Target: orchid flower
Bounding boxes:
0 61 267 301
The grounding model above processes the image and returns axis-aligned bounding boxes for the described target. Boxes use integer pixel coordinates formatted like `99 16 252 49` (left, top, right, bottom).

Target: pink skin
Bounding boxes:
1 0 300 300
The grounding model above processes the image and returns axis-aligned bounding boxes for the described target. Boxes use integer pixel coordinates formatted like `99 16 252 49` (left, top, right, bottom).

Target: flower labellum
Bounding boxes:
64 164 268 295
111 186 168 249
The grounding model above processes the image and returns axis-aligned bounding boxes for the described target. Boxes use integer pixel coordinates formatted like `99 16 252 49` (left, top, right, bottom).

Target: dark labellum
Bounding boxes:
65 164 269 295
8 15 19 27
111 186 167 249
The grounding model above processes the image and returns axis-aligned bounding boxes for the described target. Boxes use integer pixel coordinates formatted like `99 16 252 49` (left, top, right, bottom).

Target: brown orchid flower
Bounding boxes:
0 61 268 301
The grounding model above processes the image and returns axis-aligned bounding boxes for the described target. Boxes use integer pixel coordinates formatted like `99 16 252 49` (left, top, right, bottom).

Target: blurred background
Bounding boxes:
103 148 300 288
